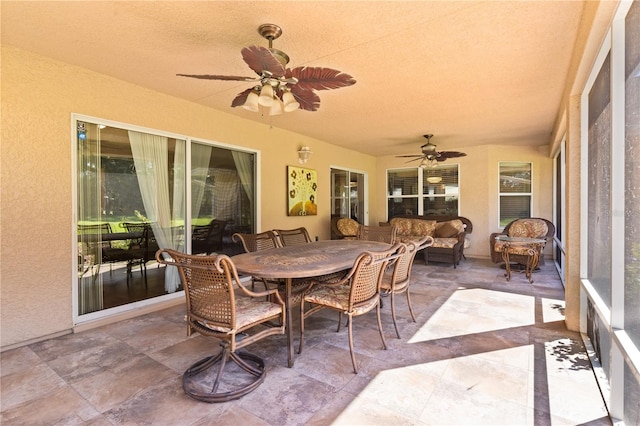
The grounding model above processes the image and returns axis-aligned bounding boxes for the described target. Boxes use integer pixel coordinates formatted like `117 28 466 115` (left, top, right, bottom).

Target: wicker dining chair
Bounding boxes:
273 227 312 247
356 224 398 244
232 230 281 290
380 236 433 338
155 249 285 403
298 243 401 374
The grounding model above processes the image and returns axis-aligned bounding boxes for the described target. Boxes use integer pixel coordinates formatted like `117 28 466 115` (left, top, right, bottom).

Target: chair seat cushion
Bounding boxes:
494 241 542 256
431 237 459 249
198 297 282 333
304 285 379 315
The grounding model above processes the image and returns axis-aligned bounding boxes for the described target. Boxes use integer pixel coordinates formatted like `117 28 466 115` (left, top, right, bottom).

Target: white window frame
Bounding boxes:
497 161 533 228
386 164 461 218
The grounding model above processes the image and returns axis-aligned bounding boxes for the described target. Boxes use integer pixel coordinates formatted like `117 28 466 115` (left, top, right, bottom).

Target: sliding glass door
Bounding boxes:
76 118 256 318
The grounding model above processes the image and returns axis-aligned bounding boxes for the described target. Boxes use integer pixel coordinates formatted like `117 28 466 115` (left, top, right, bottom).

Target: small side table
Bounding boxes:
495 236 546 283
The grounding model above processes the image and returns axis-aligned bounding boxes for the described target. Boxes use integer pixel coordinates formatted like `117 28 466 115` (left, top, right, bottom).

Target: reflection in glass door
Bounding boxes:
76 120 257 318
77 122 186 314
330 168 366 223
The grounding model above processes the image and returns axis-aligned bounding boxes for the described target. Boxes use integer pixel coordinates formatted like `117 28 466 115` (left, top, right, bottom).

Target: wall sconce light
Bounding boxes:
298 146 312 164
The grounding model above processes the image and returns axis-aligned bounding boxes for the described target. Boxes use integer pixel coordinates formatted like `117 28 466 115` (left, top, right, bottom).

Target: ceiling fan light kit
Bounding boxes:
178 24 355 115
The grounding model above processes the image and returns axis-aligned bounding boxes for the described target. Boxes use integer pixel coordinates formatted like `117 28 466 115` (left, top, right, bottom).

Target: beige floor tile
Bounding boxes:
0 259 611 425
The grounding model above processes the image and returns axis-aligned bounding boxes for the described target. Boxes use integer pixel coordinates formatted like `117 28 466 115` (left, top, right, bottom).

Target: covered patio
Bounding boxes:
1 259 609 425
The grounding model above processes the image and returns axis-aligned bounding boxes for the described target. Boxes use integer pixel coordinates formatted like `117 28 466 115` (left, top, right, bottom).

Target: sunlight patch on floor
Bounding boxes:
408 287 536 343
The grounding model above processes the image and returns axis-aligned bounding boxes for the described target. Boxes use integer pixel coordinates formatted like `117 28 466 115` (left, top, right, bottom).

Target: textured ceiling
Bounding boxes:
1 1 584 156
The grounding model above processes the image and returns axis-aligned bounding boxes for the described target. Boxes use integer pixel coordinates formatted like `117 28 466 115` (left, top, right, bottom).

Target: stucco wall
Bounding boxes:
376 144 554 259
0 46 376 348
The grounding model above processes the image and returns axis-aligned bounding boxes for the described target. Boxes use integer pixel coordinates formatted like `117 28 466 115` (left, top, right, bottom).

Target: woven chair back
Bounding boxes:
356 224 398 244
232 230 279 253
159 249 237 334
274 227 312 247
348 245 398 308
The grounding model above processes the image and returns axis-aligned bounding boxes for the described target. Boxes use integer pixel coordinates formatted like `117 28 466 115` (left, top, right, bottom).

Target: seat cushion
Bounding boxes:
304 285 378 315
198 296 282 334
431 237 459 249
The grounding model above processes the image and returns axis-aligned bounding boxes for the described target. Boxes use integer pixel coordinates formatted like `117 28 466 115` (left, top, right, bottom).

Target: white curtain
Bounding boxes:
231 151 254 210
129 130 185 293
191 143 212 220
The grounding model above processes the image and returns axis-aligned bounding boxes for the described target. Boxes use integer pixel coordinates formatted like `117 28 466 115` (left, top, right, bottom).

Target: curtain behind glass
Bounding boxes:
77 122 104 314
129 130 186 293
191 143 213 221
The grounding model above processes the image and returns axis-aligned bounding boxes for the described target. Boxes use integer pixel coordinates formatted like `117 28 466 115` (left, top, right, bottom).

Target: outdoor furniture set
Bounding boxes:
157 226 433 402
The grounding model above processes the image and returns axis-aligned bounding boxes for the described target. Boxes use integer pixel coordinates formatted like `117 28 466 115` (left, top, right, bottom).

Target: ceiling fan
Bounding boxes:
177 24 356 113
396 134 467 167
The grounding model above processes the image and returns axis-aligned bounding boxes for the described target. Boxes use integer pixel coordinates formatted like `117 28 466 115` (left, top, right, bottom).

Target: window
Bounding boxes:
387 168 418 217
76 118 256 318
498 162 531 227
387 164 460 218
423 163 459 215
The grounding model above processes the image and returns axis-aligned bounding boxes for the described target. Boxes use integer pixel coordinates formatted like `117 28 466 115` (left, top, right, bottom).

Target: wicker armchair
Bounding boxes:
273 227 312 246
380 236 433 338
298 244 400 373
155 249 285 402
489 218 555 266
356 224 398 244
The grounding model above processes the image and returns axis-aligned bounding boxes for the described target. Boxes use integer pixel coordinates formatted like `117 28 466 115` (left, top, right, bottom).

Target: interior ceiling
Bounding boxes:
1 1 585 157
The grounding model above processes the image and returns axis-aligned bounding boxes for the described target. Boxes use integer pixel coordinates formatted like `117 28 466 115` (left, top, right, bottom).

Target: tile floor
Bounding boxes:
1 258 612 425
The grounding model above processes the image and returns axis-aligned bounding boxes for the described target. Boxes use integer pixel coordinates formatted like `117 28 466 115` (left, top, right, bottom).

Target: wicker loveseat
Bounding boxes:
381 215 473 268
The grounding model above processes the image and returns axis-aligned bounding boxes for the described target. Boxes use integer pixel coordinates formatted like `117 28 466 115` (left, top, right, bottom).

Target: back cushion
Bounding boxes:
435 222 459 238
411 219 437 237
507 219 548 238
389 218 413 236
435 219 464 238
337 218 359 236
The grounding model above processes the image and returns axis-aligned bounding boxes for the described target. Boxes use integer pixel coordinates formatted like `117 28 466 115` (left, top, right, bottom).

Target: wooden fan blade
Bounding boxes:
287 67 356 91
396 155 425 158
290 86 321 111
241 45 285 77
437 151 467 161
230 88 254 108
176 74 257 82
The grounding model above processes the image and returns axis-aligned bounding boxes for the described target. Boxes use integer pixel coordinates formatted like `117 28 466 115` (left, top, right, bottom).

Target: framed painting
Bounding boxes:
287 166 318 216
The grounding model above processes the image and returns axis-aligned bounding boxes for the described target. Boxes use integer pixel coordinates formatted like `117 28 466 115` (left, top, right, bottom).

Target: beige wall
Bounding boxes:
376 144 554 259
0 46 376 348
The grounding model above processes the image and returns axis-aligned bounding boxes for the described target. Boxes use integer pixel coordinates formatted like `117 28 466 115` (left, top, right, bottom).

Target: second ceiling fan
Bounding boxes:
397 134 467 167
